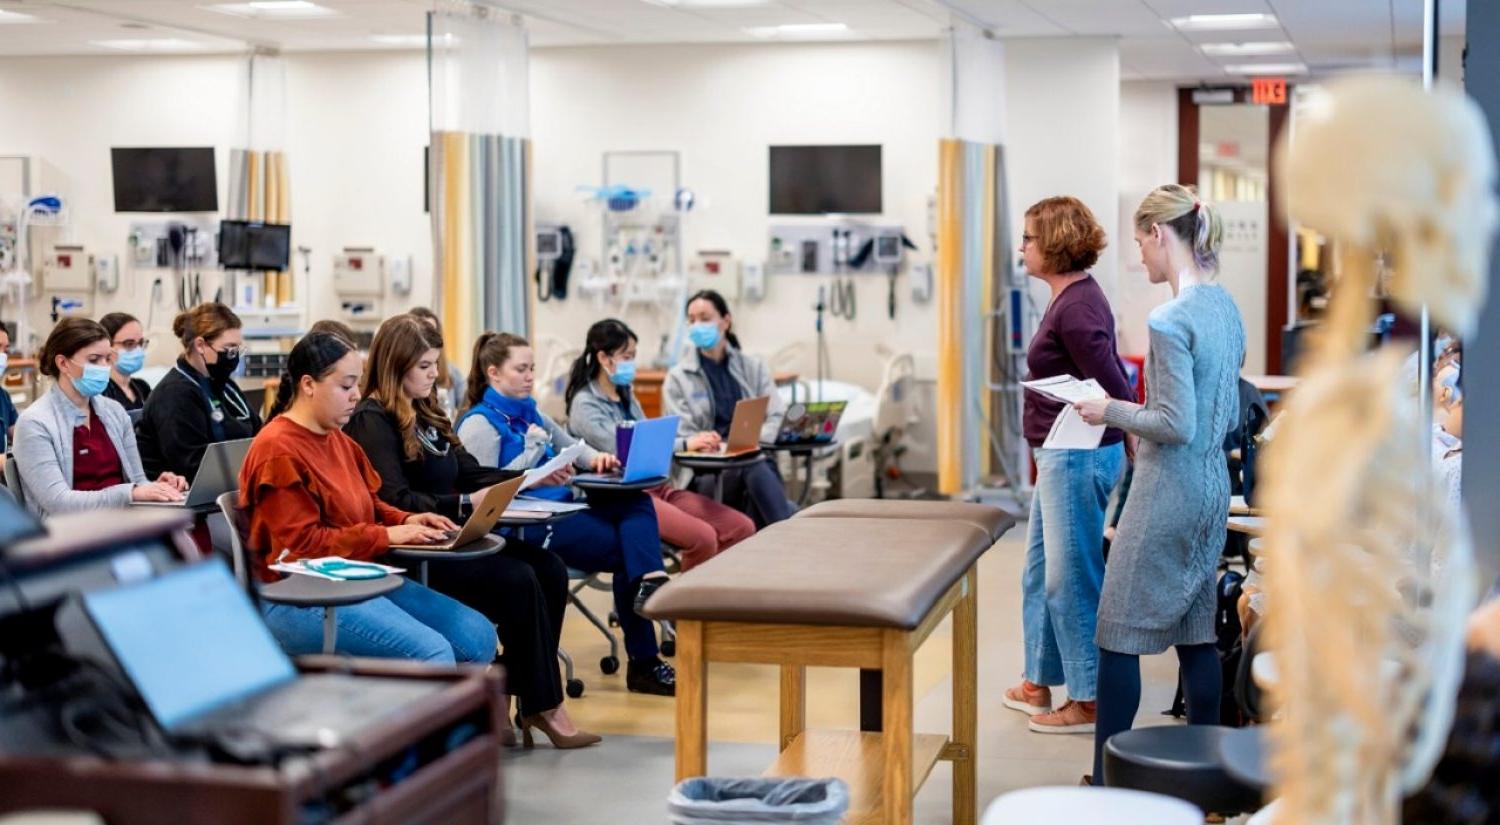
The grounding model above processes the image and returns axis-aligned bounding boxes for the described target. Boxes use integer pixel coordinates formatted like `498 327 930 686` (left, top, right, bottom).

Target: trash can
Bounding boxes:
667 777 850 824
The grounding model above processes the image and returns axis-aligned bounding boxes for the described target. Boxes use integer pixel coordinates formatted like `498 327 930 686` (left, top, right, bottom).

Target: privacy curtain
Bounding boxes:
428 8 532 364
228 53 292 308
935 26 1007 496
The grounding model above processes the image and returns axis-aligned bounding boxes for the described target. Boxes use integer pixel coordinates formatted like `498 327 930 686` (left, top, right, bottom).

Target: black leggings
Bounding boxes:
424 539 568 717
1092 643 1220 785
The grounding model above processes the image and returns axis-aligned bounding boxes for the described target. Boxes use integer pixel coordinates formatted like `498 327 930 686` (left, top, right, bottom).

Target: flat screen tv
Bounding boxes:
769 145 882 215
111 147 218 213
218 220 291 271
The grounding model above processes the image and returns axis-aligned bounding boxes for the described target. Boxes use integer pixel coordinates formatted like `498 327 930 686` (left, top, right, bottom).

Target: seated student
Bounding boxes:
238 331 496 665
457 331 676 695
409 307 464 417
0 320 17 451
137 302 262 481
98 312 153 413
345 315 597 747
566 318 755 570
665 289 794 527
12 318 186 516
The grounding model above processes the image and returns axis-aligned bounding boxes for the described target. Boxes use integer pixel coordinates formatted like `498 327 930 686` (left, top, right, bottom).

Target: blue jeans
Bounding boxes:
260 579 498 665
518 491 664 661
1021 443 1124 701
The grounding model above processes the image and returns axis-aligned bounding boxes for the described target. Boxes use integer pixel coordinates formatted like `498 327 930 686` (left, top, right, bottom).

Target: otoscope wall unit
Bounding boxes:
766 223 906 276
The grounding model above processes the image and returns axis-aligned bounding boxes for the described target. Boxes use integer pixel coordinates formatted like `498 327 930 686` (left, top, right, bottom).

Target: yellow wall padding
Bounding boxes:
440 131 473 367
936 139 964 495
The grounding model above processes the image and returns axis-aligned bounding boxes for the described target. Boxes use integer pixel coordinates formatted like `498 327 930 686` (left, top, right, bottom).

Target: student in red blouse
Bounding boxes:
238 332 496 664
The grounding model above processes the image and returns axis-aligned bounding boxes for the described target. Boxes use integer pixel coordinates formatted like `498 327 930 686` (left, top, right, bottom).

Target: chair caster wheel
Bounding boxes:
600 656 620 675
566 679 585 698
608 611 620 628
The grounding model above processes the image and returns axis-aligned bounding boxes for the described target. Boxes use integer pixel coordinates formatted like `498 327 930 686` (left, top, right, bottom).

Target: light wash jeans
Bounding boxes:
261 579 498 665
1021 443 1124 702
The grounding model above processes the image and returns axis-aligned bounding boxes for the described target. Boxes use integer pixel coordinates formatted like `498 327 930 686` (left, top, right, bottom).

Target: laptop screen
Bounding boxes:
82 558 296 731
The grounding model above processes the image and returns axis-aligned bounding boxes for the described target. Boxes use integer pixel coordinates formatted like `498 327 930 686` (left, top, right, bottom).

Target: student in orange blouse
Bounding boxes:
237 332 496 664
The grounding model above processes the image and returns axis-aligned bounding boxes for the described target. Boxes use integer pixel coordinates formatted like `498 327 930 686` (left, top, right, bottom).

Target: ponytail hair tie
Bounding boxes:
1193 200 1203 212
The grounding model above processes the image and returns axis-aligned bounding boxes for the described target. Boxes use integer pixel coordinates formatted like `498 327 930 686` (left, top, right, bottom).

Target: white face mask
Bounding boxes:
0 352 8 374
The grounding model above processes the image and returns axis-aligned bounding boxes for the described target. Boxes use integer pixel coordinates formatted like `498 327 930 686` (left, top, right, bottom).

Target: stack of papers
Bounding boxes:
270 556 406 581
504 498 589 520
521 443 588 491
1021 375 1108 450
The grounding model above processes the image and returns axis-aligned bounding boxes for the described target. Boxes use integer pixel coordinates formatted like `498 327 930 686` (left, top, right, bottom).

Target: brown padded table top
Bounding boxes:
642 517 991 630
795 498 1017 543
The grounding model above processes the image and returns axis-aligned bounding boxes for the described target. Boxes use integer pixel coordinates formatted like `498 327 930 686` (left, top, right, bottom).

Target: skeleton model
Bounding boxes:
1261 76 1497 824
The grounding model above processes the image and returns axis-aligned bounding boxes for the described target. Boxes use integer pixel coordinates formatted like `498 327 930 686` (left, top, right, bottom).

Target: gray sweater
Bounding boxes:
568 380 652 453
456 406 600 471
12 388 149 517
664 347 784 445
1096 283 1245 654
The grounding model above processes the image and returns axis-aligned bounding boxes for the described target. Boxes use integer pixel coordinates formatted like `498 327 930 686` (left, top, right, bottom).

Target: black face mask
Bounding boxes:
206 350 240 384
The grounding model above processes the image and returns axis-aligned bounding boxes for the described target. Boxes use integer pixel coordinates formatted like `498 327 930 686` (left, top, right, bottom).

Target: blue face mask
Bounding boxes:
115 347 146 376
73 362 111 397
0 353 8 374
688 321 721 350
609 359 637 387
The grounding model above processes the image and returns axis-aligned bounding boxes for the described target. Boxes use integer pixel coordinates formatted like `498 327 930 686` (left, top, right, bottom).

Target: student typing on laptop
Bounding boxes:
238 332 496 665
345 316 598 747
566 319 755 572
12 318 187 517
457 331 677 696
664 290 795 528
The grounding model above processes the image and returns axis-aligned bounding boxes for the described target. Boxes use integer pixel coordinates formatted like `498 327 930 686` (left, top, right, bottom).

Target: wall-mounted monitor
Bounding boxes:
769 145 882 215
111 147 218 213
218 220 291 271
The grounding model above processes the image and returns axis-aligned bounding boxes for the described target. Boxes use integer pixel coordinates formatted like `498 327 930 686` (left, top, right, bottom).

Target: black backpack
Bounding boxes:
1165 569 1247 726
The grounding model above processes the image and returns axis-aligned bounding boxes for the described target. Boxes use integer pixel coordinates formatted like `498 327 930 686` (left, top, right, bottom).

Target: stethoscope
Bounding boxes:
173 364 253 424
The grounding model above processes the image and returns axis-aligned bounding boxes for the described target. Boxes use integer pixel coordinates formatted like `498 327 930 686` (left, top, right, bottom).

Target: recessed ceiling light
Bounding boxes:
1200 41 1295 57
204 1 337 18
744 22 849 38
91 38 209 52
1169 13 1278 32
0 8 42 24
1224 62 1307 76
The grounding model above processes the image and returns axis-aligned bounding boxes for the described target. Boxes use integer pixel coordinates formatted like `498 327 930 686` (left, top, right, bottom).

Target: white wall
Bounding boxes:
1115 80 1179 357
527 41 944 393
1001 37 1121 314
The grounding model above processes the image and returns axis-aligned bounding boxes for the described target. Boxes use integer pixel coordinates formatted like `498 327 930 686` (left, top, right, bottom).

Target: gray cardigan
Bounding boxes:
664 347 784 445
568 380 669 452
1096 283 1245 654
12 388 149 517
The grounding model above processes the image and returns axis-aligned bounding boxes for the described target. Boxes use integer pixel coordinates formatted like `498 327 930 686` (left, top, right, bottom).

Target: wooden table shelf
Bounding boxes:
765 730 951 825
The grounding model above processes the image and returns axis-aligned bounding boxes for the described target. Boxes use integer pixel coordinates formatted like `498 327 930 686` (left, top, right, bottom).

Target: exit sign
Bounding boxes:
1252 77 1288 105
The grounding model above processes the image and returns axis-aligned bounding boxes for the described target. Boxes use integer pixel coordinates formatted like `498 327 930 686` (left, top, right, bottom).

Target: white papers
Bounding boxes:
1022 375 1107 450
507 498 588 515
521 443 588 491
270 555 406 581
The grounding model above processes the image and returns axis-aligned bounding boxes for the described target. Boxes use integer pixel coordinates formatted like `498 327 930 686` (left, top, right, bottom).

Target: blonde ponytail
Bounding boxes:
1135 184 1223 275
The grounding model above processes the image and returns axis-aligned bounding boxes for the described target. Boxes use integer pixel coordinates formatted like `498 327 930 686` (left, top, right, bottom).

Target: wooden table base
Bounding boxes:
672 567 979 825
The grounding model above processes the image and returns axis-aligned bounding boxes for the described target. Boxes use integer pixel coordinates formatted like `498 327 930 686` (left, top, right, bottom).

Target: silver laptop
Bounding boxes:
135 438 252 508
81 558 443 748
389 475 524 550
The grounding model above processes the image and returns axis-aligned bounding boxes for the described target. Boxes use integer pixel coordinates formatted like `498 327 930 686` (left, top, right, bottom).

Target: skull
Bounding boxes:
1277 75 1499 338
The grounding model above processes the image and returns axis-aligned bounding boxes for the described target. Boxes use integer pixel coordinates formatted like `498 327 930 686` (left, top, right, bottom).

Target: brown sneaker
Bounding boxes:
1002 680 1053 716
1028 699 1096 734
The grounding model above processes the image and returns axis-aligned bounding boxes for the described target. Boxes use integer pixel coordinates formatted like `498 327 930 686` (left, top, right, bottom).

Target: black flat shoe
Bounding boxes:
626 658 676 696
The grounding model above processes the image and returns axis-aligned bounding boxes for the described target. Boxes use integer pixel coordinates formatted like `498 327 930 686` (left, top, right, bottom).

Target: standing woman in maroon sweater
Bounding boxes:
1002 196 1135 735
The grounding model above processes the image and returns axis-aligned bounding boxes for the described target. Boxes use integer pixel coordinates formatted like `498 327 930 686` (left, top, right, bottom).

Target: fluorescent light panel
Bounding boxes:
370 34 427 46
91 38 208 51
744 22 849 37
1199 41 1294 57
1224 62 1307 75
1169 13 1278 32
204 1 337 18
645 0 770 7
0 8 41 23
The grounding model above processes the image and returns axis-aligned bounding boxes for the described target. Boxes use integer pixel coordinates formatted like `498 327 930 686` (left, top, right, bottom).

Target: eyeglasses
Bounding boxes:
115 338 150 350
213 345 243 359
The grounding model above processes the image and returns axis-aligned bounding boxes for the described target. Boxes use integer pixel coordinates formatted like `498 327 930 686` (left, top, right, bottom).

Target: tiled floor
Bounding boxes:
502 521 1190 823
